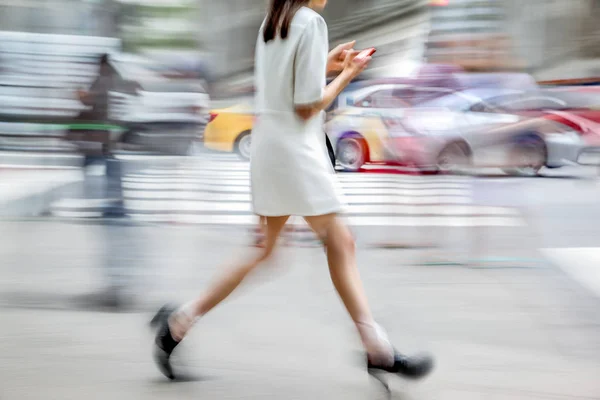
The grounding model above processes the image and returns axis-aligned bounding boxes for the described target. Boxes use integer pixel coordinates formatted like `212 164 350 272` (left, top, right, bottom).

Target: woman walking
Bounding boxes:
151 0 434 382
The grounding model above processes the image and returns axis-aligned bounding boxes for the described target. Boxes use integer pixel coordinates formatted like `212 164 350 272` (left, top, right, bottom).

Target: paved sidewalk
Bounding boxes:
0 220 599 399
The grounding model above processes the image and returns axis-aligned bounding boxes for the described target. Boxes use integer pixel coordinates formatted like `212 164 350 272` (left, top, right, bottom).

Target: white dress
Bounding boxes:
251 7 343 217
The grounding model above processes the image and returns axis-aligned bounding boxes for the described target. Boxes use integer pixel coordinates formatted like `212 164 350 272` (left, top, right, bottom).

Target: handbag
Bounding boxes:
326 133 336 169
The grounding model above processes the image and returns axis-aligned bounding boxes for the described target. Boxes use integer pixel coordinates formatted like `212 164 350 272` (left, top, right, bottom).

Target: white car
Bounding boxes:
393 88 594 175
326 81 592 175
325 83 456 171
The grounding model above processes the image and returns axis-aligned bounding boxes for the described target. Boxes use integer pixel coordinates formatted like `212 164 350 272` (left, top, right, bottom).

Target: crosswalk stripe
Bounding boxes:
122 191 469 204
121 181 471 196
122 176 469 190
128 213 523 227
115 155 185 162
131 169 470 184
134 171 251 179
52 210 104 218
123 192 471 205
123 190 251 201
122 200 517 216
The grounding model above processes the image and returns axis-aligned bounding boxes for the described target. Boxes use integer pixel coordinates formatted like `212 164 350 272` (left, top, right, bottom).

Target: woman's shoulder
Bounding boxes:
293 7 326 29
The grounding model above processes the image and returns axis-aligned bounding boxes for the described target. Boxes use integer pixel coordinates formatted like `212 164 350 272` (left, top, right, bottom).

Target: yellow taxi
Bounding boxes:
203 102 255 160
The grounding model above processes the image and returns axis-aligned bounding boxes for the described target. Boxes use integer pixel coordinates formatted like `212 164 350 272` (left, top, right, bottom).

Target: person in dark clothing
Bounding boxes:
74 54 124 157
71 54 132 310
78 54 113 120
71 53 128 217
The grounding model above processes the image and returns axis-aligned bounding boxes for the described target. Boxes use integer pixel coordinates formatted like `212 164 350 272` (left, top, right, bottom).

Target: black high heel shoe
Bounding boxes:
150 304 181 380
367 350 434 379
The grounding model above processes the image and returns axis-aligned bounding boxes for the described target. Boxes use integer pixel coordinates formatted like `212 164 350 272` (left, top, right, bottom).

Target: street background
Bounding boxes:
2 0 600 399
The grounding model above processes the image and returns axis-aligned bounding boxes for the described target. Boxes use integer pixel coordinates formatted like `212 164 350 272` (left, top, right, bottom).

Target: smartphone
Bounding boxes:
356 47 376 59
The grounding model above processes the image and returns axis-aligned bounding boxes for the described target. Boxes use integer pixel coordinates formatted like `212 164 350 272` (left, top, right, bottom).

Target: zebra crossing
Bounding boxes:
119 153 524 227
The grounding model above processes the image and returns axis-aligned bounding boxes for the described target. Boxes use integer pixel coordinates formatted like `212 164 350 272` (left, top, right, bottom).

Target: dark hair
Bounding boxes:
263 0 309 43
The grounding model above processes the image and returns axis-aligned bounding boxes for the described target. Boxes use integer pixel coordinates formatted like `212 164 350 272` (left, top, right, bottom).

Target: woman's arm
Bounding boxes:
293 17 370 121
295 53 370 121
295 69 353 120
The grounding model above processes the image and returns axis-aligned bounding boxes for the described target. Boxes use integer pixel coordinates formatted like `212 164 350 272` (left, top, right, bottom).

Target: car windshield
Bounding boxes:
538 90 600 110
455 73 539 91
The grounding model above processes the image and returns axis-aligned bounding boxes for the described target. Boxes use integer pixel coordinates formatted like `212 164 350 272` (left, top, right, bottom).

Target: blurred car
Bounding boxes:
325 83 455 171
325 72 540 171
105 54 210 156
390 89 600 175
522 89 600 168
327 81 600 175
202 100 254 160
325 66 465 118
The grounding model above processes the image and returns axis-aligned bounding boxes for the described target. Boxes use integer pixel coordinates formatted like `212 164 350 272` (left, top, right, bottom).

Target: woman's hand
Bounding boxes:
295 47 372 122
326 40 356 75
342 49 372 80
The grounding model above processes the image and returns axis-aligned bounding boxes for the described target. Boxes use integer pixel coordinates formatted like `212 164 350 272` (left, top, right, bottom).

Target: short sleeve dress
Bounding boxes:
251 7 344 217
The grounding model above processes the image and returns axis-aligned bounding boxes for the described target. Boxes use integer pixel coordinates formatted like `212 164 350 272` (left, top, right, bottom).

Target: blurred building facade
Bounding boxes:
0 0 119 36
426 0 511 71
117 0 201 53
2 0 599 87
426 0 600 74
202 0 600 90
505 0 600 69
198 0 429 92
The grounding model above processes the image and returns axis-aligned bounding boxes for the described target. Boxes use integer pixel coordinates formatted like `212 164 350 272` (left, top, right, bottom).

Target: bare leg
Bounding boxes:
153 213 433 380
304 214 394 366
255 216 267 247
170 215 289 340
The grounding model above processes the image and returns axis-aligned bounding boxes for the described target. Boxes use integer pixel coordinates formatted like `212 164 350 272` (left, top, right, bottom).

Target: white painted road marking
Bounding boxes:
51 152 524 227
541 247 600 297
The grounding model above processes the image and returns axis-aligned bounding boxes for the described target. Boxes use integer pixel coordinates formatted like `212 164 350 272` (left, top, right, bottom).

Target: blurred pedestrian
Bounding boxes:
71 53 130 217
150 0 433 381
71 54 139 309
74 54 120 157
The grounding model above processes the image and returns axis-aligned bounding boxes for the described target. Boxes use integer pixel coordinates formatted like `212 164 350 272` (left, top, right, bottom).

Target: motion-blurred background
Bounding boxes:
2 1 600 399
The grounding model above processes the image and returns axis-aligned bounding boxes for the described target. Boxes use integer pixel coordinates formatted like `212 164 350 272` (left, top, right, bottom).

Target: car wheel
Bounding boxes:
503 136 546 177
336 136 367 172
234 131 252 161
436 141 471 175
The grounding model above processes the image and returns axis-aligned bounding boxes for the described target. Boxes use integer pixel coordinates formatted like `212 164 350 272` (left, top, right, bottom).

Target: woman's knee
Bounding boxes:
237 246 276 277
326 222 355 253
255 243 278 264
